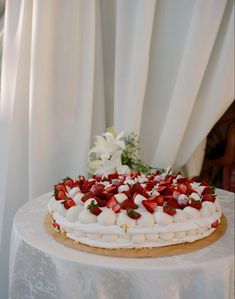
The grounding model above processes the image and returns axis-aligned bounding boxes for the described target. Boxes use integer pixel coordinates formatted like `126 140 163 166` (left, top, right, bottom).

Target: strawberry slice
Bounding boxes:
163 205 176 216
211 220 219 228
112 203 121 213
63 198 76 209
189 200 202 210
81 192 94 203
88 200 102 216
106 195 119 208
127 209 141 220
121 199 138 210
176 177 187 184
142 200 157 214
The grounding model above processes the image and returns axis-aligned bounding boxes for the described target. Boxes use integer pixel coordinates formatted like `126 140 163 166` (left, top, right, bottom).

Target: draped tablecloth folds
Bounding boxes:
9 189 234 299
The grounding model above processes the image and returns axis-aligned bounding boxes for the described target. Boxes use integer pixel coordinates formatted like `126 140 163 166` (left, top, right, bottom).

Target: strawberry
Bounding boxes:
177 183 188 194
53 222 60 230
101 185 117 197
176 177 187 184
63 177 74 188
63 198 76 209
211 220 219 228
106 195 119 208
112 203 121 213
91 184 105 196
155 195 164 206
166 198 179 209
202 186 215 195
127 209 141 220
142 200 157 214
131 182 143 194
121 199 138 210
202 194 216 203
165 175 174 184
189 199 202 210
156 185 167 192
55 183 67 193
55 190 67 201
158 180 167 186
163 205 176 216
81 192 94 202
122 190 132 199
88 200 102 216
94 197 106 207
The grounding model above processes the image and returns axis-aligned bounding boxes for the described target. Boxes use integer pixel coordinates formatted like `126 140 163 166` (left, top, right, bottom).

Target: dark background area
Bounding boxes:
200 100 235 192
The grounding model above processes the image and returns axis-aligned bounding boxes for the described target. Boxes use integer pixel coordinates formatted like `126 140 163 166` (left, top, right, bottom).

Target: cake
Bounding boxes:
48 172 222 249
48 129 222 249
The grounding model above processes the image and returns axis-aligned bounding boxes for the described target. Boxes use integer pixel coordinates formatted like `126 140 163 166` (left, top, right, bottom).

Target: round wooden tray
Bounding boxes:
44 213 227 258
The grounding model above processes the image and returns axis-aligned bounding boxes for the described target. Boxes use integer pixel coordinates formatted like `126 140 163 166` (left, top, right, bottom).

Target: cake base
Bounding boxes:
44 213 227 258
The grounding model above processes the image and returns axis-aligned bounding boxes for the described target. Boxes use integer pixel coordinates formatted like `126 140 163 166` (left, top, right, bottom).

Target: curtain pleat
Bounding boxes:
0 1 234 298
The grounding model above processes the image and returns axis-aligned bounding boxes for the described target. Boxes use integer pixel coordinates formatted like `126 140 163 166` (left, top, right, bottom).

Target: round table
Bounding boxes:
9 190 234 299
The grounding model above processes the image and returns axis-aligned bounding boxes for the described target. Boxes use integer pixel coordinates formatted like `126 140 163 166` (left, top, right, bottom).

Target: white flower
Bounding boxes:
87 130 128 175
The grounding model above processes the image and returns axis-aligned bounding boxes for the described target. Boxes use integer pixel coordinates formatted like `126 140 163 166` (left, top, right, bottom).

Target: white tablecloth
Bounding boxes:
9 190 234 299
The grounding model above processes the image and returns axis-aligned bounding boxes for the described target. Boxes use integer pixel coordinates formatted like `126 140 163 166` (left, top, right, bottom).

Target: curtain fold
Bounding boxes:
0 0 234 298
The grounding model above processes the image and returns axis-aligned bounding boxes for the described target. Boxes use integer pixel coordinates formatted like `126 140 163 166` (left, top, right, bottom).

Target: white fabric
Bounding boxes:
0 1 234 298
9 190 234 299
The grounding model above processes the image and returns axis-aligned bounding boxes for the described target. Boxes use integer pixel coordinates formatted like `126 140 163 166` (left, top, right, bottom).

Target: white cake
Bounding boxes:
48 172 222 249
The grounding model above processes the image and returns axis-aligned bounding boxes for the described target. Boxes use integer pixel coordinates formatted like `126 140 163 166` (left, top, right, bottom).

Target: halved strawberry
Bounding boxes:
106 195 119 208
63 177 74 188
189 200 202 210
55 190 67 201
202 186 215 195
55 183 67 193
101 185 117 197
88 200 102 216
211 220 219 228
121 199 138 210
53 222 60 230
142 200 157 214
202 194 216 203
81 192 94 202
166 198 179 209
163 205 176 216
91 184 105 196
155 195 164 206
63 198 76 209
156 185 167 192
131 182 143 194
94 197 106 207
177 183 188 194
112 203 121 213
176 177 187 184
122 190 132 199
127 209 141 220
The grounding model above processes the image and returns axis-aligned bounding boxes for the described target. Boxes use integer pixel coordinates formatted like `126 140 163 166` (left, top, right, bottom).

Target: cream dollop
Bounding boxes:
97 208 117 226
137 212 155 228
154 211 173 225
183 206 200 219
65 205 83 222
173 209 188 223
116 212 136 227
78 209 97 224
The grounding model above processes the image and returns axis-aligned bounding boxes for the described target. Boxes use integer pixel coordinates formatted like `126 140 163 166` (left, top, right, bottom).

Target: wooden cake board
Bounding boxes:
44 213 227 258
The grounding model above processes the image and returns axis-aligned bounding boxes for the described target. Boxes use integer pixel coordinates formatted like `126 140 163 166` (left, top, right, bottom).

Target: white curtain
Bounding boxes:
0 0 234 297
